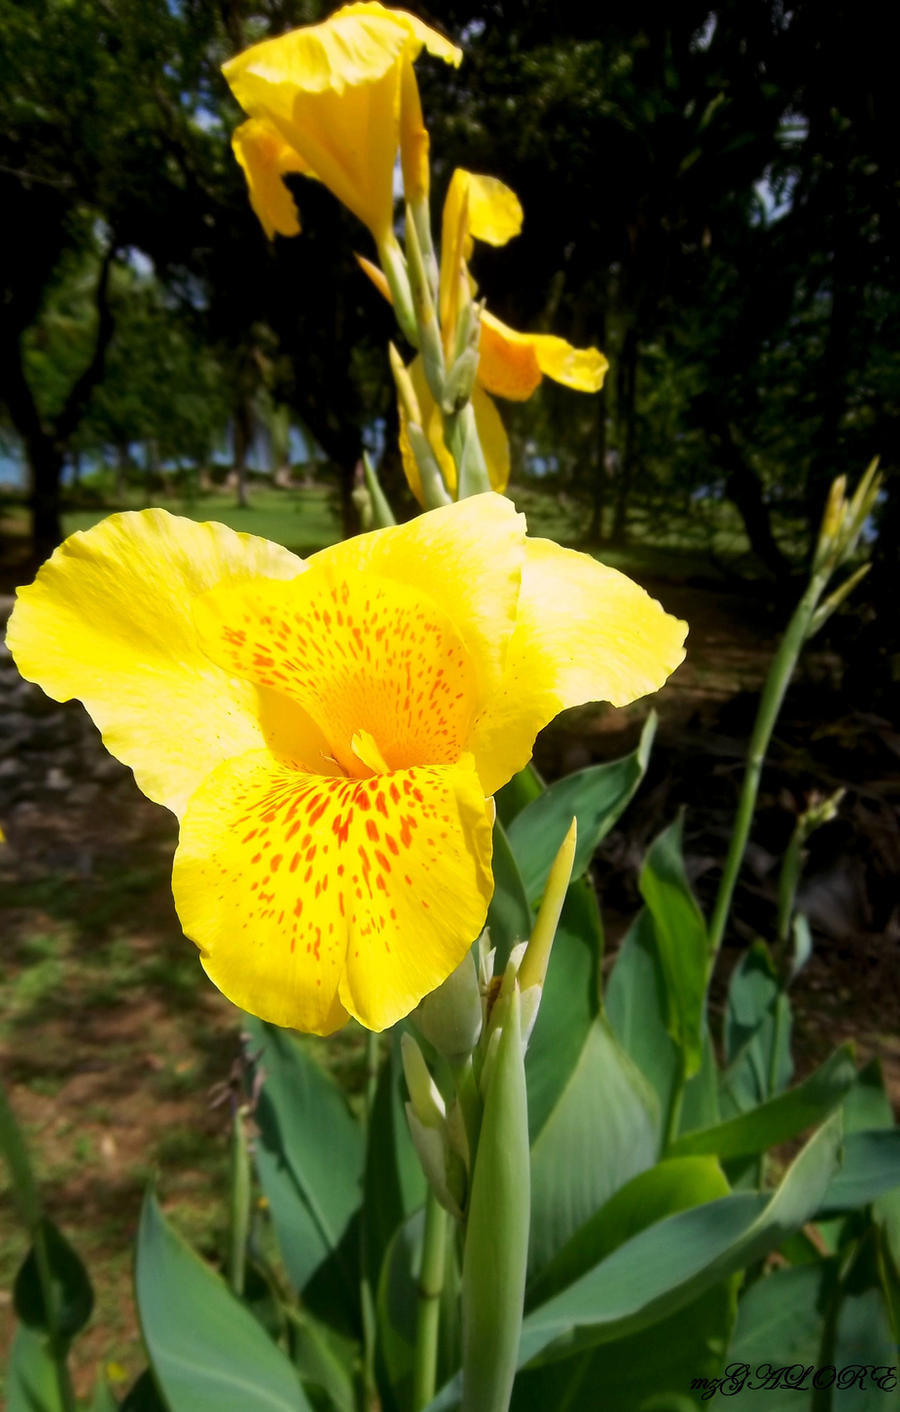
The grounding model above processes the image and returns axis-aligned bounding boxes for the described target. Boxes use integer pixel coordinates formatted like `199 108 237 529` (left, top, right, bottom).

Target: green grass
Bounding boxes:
2 478 762 587
62 485 343 557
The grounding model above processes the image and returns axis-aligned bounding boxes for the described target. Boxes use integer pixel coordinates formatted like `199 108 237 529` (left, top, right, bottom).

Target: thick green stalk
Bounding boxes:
461 986 530 1412
359 1030 381 1411
708 574 825 955
444 402 492 499
412 1187 449 1410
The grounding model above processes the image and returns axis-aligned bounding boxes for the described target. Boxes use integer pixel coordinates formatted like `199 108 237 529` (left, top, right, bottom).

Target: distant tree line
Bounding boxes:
2 0 896 623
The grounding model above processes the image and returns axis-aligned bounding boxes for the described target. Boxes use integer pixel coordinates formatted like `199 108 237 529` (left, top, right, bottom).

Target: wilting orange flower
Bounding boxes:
7 496 685 1034
223 3 460 248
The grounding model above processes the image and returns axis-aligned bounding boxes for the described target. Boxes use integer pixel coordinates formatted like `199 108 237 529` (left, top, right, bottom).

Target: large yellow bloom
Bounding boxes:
223 3 460 246
7 497 685 1034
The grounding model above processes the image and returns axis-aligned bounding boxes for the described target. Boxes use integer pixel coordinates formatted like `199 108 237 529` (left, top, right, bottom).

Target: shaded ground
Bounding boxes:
1 571 899 1396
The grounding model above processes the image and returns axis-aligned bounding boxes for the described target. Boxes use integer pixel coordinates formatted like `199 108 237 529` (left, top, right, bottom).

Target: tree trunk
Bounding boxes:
712 420 794 585
233 399 252 509
29 436 65 561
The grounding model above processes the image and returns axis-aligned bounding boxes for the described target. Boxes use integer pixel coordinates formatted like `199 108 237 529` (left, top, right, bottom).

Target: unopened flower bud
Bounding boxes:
415 948 483 1066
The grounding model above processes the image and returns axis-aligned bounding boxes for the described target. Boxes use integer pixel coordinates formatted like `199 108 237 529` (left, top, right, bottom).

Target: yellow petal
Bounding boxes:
469 537 688 795
223 5 459 244
399 53 429 203
6 511 305 817
529 333 609 392
309 493 525 713
193 560 480 776
478 310 608 401
173 749 492 1033
232 118 309 240
478 312 543 400
461 171 524 247
439 168 523 332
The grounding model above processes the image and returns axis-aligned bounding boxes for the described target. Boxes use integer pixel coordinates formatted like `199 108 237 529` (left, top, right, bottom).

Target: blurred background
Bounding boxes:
1 0 898 1394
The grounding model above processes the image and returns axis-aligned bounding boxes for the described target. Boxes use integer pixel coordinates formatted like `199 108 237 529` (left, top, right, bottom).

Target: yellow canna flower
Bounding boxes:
231 118 310 240
359 168 607 501
222 3 460 247
7 496 685 1035
438 167 608 394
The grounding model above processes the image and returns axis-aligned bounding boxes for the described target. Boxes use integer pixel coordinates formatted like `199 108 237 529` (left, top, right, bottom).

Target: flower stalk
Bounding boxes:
708 465 881 955
412 1187 450 1411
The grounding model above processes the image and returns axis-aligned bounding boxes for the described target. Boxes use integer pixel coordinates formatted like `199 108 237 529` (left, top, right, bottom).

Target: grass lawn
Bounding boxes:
2 478 760 592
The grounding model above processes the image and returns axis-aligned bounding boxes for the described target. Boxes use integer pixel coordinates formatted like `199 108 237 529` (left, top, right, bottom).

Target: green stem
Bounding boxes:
359 1030 381 1412
707 574 825 956
227 1104 251 1297
412 1187 449 1411
444 402 492 500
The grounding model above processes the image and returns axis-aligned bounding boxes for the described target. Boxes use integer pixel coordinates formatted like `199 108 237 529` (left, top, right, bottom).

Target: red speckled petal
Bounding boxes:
172 749 493 1034
193 561 479 777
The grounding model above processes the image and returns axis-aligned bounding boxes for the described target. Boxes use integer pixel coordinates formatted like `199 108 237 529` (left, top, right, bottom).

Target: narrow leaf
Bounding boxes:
639 816 709 1077
244 1017 363 1325
669 1043 856 1160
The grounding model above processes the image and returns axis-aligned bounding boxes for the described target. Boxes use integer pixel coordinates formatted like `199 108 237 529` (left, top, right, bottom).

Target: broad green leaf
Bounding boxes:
376 1209 422 1410
288 1310 357 1412
678 1022 721 1137
511 1280 736 1412
833 1233 898 1411
728 1264 829 1409
526 877 603 1142
426 1119 844 1411
842 1057 895 1134
14 1218 94 1340
495 762 544 829
819 1130 900 1214
364 1027 426 1294
668 1043 856 1160
720 940 793 1117
638 817 709 1078
528 1017 659 1277
6 1326 65 1412
508 715 654 904
486 818 533 971
517 1113 842 1368
606 909 679 1119
376 1207 459 1412
528 1156 731 1308
136 1190 311 1412
244 1017 363 1325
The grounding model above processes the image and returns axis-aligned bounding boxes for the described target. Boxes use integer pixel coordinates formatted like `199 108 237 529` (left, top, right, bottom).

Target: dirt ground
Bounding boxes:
1 576 899 1397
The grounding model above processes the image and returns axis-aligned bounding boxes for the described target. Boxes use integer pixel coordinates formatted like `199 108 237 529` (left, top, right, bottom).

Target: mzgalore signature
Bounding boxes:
690 1363 898 1399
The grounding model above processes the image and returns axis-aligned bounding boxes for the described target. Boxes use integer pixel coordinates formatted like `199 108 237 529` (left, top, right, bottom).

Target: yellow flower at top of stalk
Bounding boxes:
360 168 608 501
7 497 686 1036
222 3 460 252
